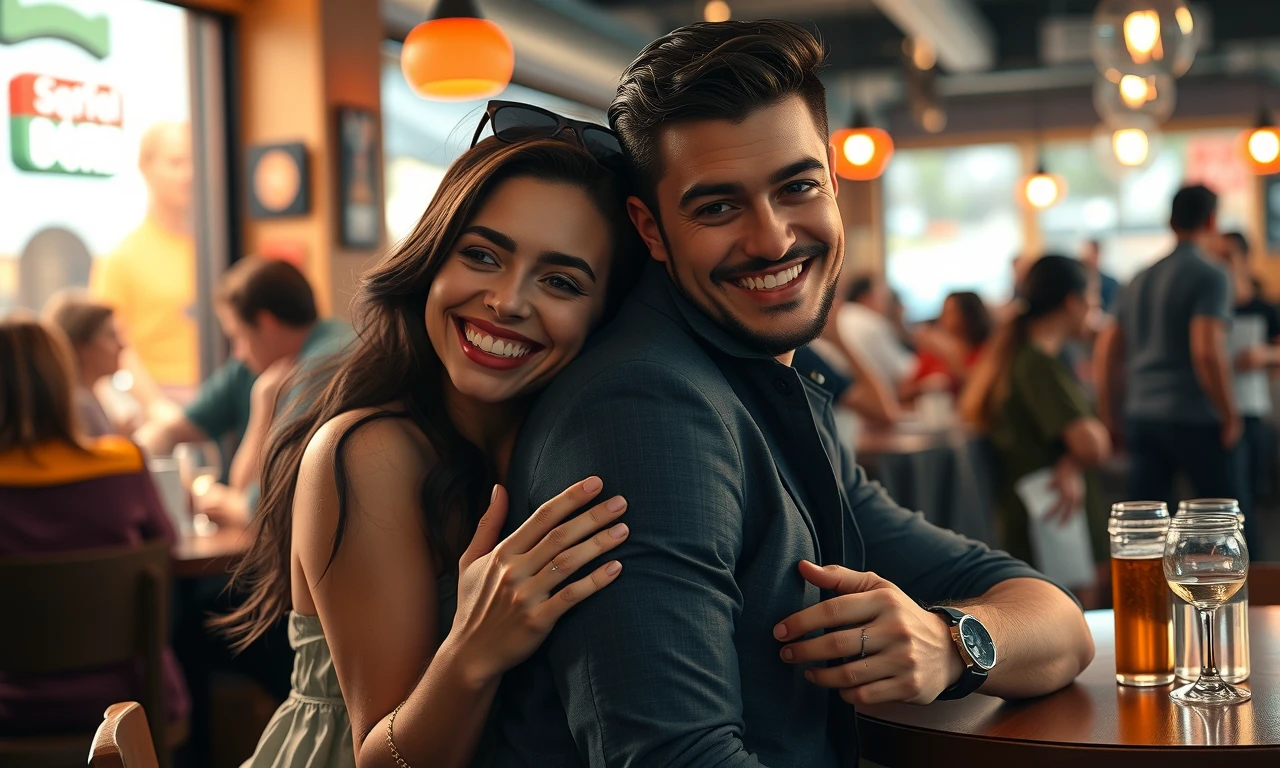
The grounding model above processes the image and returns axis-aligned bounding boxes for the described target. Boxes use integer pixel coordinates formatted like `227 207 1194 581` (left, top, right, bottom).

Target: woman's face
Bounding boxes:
80 318 123 381
1064 292 1093 338
939 297 965 338
425 176 614 405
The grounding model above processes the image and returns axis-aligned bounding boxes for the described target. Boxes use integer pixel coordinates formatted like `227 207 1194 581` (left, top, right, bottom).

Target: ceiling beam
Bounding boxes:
868 0 994 72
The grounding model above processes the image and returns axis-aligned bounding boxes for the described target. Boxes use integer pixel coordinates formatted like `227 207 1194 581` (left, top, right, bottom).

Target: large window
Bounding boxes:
0 0 223 395
882 143 1023 322
380 43 605 244
1039 129 1254 282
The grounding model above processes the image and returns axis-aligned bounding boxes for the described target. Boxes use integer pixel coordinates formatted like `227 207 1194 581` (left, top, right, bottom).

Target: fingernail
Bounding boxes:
606 496 627 513
804 669 815 683
781 647 793 662
773 623 788 640
583 476 603 493
491 485 499 504
609 523 629 539
606 561 622 576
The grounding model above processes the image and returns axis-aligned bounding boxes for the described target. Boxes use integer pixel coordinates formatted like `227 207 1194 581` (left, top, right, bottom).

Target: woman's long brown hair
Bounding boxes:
217 136 645 651
959 255 1088 429
0 317 84 453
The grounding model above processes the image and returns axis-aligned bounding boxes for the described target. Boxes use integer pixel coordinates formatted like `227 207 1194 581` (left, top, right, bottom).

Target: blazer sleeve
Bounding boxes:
515 361 774 768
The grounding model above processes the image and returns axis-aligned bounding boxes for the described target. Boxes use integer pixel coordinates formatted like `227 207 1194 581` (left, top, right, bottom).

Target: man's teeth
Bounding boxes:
464 324 532 358
737 263 804 291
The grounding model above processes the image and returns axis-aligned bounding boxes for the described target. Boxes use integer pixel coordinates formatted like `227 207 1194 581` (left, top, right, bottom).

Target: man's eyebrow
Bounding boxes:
678 157 827 208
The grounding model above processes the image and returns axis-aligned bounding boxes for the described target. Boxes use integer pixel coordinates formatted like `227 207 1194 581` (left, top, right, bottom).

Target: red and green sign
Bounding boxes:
0 0 111 59
9 72 124 176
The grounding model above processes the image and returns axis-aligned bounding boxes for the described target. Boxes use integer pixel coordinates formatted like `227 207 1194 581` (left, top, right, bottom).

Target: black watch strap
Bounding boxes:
927 606 989 701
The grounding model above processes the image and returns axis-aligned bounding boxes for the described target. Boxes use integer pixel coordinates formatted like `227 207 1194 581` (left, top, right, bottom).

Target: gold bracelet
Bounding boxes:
386 701 411 768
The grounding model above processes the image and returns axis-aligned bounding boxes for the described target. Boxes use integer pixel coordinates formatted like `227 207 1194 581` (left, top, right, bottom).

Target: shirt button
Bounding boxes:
808 371 826 386
773 378 792 396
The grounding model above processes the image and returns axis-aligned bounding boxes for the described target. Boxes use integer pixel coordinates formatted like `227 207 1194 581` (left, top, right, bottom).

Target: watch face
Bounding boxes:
958 616 997 670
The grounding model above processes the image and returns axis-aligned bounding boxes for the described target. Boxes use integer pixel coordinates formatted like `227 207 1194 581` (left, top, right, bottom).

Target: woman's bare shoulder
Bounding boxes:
297 406 436 511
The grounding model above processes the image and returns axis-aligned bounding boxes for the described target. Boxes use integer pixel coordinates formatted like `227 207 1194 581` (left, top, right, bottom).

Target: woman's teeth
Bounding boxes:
464 324 532 358
737 262 803 291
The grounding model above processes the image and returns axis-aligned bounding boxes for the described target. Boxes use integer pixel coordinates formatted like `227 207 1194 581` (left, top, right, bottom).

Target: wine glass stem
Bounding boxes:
1198 607 1220 678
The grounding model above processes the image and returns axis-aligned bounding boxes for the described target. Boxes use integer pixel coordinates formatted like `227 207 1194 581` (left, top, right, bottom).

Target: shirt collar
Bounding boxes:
633 260 782 363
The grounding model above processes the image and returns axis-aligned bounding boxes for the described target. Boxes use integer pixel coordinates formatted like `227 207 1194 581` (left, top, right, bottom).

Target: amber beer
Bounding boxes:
1108 501 1174 687
1111 555 1174 686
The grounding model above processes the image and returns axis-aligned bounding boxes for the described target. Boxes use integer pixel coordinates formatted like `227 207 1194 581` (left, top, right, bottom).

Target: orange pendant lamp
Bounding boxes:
1241 107 1280 176
830 110 894 181
1018 162 1066 210
401 0 514 101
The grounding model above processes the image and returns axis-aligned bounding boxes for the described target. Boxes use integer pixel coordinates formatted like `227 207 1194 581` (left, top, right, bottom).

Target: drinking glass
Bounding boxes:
1173 499 1249 683
1162 513 1250 705
173 441 222 536
1108 501 1173 686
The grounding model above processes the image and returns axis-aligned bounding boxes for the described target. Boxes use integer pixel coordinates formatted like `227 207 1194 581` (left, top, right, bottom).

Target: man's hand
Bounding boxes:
1236 345 1268 371
194 481 250 527
774 561 963 706
1222 415 1244 449
251 358 295 411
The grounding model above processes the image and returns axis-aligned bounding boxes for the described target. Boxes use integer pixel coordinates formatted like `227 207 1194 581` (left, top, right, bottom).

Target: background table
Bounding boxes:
856 424 997 545
172 525 249 579
856 608 1280 766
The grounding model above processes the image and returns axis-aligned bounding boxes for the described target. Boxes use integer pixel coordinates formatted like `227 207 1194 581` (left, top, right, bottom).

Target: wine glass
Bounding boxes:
1163 512 1250 705
173 441 223 536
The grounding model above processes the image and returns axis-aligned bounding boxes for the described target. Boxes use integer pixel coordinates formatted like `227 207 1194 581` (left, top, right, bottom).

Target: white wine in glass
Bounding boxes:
1168 576 1246 607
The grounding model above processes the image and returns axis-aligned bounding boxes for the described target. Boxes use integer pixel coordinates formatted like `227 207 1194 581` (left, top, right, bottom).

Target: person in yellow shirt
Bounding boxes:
91 121 198 390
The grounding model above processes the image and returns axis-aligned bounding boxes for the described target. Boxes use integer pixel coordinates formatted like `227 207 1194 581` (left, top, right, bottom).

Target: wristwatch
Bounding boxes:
926 606 997 700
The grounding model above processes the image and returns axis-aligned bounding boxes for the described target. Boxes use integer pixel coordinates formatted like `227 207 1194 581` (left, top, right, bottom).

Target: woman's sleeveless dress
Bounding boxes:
240 574 459 768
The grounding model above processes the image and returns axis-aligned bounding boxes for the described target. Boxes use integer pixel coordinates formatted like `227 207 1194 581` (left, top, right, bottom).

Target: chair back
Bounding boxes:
0 540 170 756
89 702 159 768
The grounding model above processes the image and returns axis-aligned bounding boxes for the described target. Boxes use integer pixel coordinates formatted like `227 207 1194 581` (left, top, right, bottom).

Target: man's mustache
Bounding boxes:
712 243 830 284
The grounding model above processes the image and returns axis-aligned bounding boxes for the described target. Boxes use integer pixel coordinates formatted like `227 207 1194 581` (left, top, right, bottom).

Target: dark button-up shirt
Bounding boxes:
495 263 1053 767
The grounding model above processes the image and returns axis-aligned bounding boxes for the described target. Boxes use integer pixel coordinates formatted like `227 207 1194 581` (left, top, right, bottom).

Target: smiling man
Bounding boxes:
497 20 1094 767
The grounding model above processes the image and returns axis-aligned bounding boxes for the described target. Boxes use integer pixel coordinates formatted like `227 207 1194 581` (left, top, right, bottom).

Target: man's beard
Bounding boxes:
667 242 840 357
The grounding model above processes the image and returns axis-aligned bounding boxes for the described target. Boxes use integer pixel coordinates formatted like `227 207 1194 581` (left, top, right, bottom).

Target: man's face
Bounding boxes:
215 304 284 375
142 125 193 214
626 96 844 357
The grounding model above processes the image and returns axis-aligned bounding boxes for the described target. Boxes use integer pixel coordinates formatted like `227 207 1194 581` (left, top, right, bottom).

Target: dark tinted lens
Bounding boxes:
581 126 623 160
491 106 559 143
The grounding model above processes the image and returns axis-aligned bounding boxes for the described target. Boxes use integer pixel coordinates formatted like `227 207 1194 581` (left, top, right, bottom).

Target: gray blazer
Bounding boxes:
494 263 1052 767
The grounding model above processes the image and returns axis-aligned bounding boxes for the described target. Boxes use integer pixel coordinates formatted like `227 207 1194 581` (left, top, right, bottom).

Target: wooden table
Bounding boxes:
856 608 1280 766
172 525 250 579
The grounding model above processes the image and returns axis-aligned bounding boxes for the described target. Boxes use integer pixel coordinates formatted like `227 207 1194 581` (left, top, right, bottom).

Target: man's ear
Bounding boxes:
626 196 669 264
827 141 840 197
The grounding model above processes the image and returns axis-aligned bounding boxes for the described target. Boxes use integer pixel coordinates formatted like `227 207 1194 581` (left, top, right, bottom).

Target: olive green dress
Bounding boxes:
241 574 460 768
987 343 1109 569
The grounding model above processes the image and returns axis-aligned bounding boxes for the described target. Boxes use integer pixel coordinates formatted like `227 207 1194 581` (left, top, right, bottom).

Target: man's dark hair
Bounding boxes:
216 256 318 328
847 274 876 304
1170 184 1218 232
1223 231 1249 259
608 20 828 211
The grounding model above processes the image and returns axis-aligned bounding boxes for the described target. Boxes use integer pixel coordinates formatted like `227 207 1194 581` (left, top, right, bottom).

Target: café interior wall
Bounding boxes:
234 0 384 321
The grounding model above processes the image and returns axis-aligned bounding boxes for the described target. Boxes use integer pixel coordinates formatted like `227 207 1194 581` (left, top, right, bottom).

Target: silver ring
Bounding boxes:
859 630 869 659
550 564 560 572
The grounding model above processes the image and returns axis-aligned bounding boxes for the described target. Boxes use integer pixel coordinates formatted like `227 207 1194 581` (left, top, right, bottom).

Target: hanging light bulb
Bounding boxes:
1119 75 1150 108
1019 164 1066 210
1092 1 1197 78
1113 127 1150 166
1093 72 1175 124
703 0 731 22
1241 108 1280 175
830 110 894 181
1092 116 1161 177
401 0 514 101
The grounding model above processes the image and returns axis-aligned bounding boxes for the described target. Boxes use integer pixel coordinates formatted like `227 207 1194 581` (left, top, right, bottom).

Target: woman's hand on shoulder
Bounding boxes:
446 478 629 686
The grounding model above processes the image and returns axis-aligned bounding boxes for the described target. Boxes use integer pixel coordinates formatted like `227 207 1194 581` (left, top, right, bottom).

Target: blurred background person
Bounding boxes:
0 317 188 736
43 290 131 438
1096 185 1241 522
961 255 1111 607
1218 231 1278 549
137 257 351 527
905 291 991 399
1081 239 1120 315
836 273 916 401
91 121 197 403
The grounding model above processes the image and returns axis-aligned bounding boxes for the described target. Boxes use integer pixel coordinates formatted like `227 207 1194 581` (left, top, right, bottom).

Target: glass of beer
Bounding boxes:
1163 512 1250 705
1109 501 1173 686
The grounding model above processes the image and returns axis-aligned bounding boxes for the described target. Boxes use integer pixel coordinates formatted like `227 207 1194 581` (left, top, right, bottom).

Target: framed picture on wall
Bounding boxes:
336 107 382 249
246 142 309 219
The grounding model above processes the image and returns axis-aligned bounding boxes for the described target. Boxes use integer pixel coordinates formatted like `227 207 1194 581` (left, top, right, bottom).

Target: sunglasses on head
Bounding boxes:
470 100 626 169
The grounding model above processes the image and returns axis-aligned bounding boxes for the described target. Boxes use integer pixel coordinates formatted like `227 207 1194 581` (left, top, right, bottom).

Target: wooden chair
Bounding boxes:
0 540 180 768
89 703 158 768
1250 562 1280 606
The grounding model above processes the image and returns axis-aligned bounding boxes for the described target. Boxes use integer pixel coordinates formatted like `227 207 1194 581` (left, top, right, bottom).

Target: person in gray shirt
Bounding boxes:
496 20 1094 768
1096 184 1241 512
